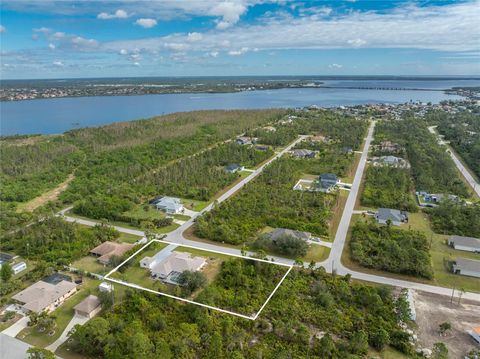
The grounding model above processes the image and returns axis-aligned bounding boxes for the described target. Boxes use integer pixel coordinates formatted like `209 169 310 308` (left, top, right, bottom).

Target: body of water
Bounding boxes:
1 79 478 136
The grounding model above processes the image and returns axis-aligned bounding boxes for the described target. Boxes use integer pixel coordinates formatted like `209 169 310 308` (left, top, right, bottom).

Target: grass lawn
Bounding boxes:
123 204 166 221
0 313 22 332
303 245 330 263
173 246 233 261
72 256 108 275
183 199 209 212
118 232 142 243
152 223 181 234
17 277 101 348
368 347 411 359
328 190 349 241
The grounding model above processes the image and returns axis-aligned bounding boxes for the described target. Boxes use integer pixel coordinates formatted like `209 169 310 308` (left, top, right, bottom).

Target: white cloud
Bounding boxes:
133 62 140 66
209 51 219 57
328 63 343 69
228 47 249 56
187 32 203 42
119 48 128 55
48 43 56 50
33 27 51 34
0 25 5 33
71 36 99 49
97 9 129 20
52 60 64 67
164 42 190 51
209 2 247 29
135 18 157 28
347 38 366 48
51 32 66 40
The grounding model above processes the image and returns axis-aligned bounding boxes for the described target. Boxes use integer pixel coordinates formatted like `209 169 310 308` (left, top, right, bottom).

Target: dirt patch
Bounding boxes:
413 290 480 358
19 173 75 212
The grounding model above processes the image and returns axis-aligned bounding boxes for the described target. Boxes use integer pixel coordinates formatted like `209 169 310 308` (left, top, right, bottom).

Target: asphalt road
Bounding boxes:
60 130 480 302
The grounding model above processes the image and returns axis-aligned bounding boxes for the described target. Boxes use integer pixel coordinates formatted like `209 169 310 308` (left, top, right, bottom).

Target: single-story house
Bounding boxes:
43 272 72 285
340 146 353 155
310 135 328 143
416 191 460 207
98 282 113 293
318 173 338 193
255 145 269 151
291 149 316 158
469 326 480 344
74 295 101 319
153 196 184 214
448 235 480 253
452 258 480 278
372 155 410 169
225 164 244 173
150 252 206 284
12 280 77 314
235 136 256 145
12 262 27 275
90 241 135 265
375 208 408 226
267 228 311 242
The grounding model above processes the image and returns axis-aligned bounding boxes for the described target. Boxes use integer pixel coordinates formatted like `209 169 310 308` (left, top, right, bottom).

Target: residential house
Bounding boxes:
267 228 311 242
12 262 27 275
90 241 135 265
372 155 410 169
375 208 408 226
448 235 480 253
377 141 404 153
263 126 276 132
340 146 353 155
153 196 184 214
0 252 13 269
225 164 244 173
235 136 256 145
149 252 206 284
318 173 338 193
255 145 269 151
310 134 328 143
12 280 77 314
291 149 316 158
74 295 101 319
452 258 480 278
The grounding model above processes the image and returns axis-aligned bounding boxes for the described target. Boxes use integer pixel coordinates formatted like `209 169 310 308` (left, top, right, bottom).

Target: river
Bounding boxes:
1 78 477 136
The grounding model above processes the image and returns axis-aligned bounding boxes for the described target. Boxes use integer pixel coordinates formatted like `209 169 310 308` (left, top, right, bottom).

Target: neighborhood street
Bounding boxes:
428 126 480 197
60 129 480 302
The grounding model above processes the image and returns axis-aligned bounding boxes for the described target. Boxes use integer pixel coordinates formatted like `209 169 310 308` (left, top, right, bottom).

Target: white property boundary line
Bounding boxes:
103 239 293 320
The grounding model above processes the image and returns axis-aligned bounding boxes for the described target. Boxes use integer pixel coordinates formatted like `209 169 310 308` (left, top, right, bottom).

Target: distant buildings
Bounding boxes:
235 136 257 145
375 208 408 226
452 258 480 278
375 141 404 154
447 235 480 253
371 155 410 169
12 280 77 314
152 196 184 214
266 228 311 242
99 282 113 293
225 164 244 173
416 191 460 208
0 253 13 269
291 149 316 158
90 241 135 265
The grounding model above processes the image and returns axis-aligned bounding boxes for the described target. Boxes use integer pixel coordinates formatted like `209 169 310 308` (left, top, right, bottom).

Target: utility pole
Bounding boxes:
450 285 455 304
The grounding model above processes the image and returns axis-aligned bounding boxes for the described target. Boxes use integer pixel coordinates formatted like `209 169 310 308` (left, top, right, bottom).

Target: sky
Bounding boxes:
0 0 479 79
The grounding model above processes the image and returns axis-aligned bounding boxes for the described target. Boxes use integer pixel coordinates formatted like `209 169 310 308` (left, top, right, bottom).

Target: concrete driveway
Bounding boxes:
46 314 89 352
1 316 29 338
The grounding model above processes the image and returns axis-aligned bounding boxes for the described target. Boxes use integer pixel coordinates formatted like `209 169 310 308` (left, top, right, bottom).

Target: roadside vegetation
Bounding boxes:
350 221 433 279
67 268 416 359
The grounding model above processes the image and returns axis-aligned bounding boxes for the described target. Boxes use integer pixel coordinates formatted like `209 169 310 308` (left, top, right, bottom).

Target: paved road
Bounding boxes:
60 130 480 302
428 126 480 197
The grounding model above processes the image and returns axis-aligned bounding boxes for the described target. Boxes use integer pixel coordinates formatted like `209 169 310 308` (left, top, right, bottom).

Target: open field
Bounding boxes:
413 290 480 358
72 256 108 275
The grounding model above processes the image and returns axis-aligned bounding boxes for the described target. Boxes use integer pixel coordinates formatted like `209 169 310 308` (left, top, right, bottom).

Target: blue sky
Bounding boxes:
0 0 479 79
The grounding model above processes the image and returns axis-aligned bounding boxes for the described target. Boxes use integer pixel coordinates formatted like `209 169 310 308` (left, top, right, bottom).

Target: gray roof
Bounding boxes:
454 258 480 272
292 149 315 157
320 173 337 182
0 333 31 359
268 228 311 241
376 208 408 222
448 235 480 249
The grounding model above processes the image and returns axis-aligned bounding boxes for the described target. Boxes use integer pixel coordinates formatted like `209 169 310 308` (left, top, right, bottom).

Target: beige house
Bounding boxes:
150 252 206 284
12 280 77 314
90 241 134 265
74 295 101 318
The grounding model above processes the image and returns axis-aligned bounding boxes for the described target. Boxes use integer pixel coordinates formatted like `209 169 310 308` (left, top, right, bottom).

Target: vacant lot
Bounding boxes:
413 290 480 358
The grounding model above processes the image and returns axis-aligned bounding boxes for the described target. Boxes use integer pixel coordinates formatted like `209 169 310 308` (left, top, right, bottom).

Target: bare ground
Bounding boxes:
18 173 75 212
413 290 480 358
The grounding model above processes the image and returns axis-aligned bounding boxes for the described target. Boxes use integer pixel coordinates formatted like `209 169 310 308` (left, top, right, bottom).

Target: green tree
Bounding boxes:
0 263 13 282
370 328 390 350
314 333 338 358
432 342 449 359
205 331 224 359
27 347 55 359
177 270 207 295
349 330 369 355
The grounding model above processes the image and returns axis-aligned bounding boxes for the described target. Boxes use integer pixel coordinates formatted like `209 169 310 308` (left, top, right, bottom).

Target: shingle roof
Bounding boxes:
12 280 77 313
268 228 311 241
74 295 101 314
151 252 206 278
448 235 480 250
454 258 480 272
90 241 134 264
377 208 407 222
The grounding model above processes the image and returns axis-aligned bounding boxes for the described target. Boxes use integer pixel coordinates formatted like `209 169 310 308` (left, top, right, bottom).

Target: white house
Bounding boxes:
98 282 113 293
452 258 480 278
154 197 184 214
12 262 27 275
375 208 408 226
448 235 480 253
149 252 206 284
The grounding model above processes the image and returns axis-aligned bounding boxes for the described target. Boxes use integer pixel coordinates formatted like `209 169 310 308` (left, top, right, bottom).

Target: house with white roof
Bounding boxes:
447 235 480 253
144 252 206 284
153 196 184 214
